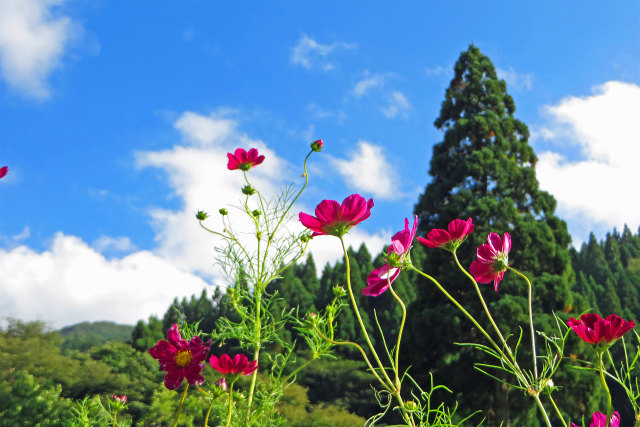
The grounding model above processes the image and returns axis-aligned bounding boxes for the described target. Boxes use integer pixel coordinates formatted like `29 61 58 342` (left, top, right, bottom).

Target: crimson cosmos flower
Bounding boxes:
227 148 265 171
299 194 374 238
149 324 211 390
363 216 417 297
0 166 8 179
567 313 635 346
417 217 474 252
209 353 258 377
469 232 511 291
570 411 620 427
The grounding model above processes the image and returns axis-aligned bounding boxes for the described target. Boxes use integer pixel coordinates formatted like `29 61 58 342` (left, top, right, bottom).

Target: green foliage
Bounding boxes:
60 321 134 352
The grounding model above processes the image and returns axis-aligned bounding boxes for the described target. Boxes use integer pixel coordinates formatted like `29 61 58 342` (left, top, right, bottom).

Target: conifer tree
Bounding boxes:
407 44 583 425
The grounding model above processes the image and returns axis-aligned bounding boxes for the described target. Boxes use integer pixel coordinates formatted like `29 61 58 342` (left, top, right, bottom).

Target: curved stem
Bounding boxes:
599 351 613 427
548 394 568 427
509 266 538 379
204 393 218 427
173 385 189 427
339 237 395 391
387 282 406 389
225 382 235 427
534 394 552 427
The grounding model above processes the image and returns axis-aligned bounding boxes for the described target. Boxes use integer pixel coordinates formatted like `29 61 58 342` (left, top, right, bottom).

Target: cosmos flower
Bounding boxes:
149 324 211 390
299 194 374 238
363 216 417 296
570 411 620 427
469 232 511 291
567 313 635 346
417 217 474 252
227 148 265 171
209 353 258 377
0 166 8 179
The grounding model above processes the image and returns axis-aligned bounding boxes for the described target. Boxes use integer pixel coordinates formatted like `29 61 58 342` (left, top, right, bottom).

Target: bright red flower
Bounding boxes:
570 411 620 427
417 217 474 251
209 353 258 377
469 232 511 291
299 194 374 238
0 166 8 179
227 148 265 171
567 313 635 346
363 216 417 296
149 324 211 390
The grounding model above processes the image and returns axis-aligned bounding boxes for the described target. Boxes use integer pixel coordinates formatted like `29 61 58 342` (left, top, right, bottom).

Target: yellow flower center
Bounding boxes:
174 350 192 368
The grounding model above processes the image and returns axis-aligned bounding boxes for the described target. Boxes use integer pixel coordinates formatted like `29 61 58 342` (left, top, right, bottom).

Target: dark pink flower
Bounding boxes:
570 411 620 427
311 139 324 152
469 232 511 291
111 395 127 404
0 166 7 179
299 194 374 238
363 216 417 296
417 218 474 251
149 324 211 390
567 313 635 346
227 148 265 171
209 353 258 377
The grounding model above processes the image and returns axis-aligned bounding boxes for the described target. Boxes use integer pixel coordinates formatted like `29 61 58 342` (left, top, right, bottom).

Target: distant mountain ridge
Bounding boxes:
59 320 134 351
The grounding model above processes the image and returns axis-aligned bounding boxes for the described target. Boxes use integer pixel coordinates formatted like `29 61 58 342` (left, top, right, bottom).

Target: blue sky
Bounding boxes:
1 0 639 328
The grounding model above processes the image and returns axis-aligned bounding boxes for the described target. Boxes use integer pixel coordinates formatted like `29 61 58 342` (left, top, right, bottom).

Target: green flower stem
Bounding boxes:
204 392 220 427
534 394 552 427
548 394 568 427
409 266 506 362
599 351 613 427
339 237 395 392
508 266 538 379
245 293 261 424
173 385 189 427
312 327 392 393
387 281 406 389
112 410 118 427
225 382 235 427
452 252 516 365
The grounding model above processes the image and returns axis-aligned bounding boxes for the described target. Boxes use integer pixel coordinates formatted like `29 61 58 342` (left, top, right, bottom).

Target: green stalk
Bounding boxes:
225 382 235 427
509 267 538 379
387 282 406 389
534 394 552 427
339 237 395 391
599 351 613 427
173 385 189 427
548 394 568 427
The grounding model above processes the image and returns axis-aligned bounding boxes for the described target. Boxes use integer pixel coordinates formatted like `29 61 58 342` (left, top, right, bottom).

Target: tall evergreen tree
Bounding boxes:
407 44 582 425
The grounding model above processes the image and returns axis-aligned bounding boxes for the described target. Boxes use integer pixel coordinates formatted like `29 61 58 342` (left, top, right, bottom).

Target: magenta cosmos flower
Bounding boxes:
570 411 620 427
227 148 265 171
149 324 211 390
469 232 511 291
417 217 474 252
363 216 418 297
0 166 7 179
209 353 258 377
111 395 127 404
567 313 635 346
299 194 374 238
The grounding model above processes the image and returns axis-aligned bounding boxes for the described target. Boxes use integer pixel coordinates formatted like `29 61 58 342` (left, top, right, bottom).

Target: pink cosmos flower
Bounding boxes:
567 313 635 346
149 324 211 390
311 139 324 152
209 353 258 377
570 411 620 427
417 217 474 251
363 216 417 297
299 194 374 238
469 232 511 291
227 148 265 171
0 166 7 179
111 394 127 404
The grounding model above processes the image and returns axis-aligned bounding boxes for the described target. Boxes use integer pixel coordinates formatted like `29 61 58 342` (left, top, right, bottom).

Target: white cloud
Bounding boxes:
0 0 81 99
497 67 533 91
290 34 356 72
534 81 640 243
330 141 401 200
92 236 137 254
352 71 386 98
425 65 449 77
381 91 410 118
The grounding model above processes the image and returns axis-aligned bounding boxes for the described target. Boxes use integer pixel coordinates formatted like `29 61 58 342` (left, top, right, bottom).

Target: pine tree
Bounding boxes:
407 44 580 425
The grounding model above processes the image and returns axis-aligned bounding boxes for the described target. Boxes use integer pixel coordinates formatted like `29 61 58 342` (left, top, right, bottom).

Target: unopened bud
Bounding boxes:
219 208 228 216
540 378 554 392
333 285 347 298
405 401 418 411
300 234 311 243
242 185 256 196
252 209 261 217
308 312 317 320
311 139 324 152
111 394 127 404
196 211 208 220
215 378 228 391
526 387 538 397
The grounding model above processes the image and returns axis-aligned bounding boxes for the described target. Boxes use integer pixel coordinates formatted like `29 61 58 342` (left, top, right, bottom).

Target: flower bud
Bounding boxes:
111 394 127 403
405 401 418 411
219 208 228 216
242 185 256 196
215 378 228 391
300 234 311 243
308 312 317 320
196 210 208 220
311 139 324 152
252 210 261 217
333 285 347 298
